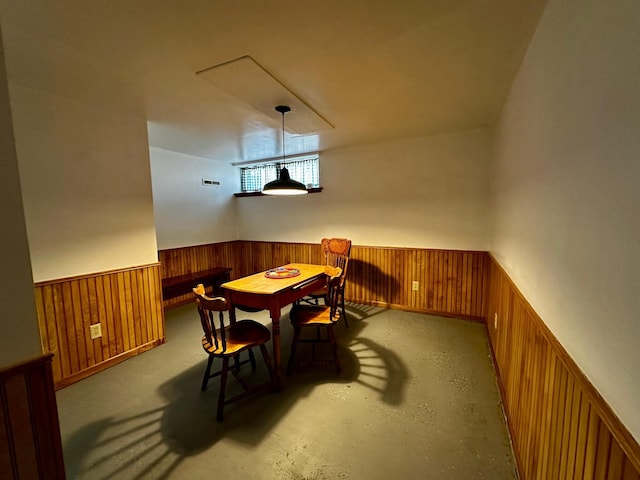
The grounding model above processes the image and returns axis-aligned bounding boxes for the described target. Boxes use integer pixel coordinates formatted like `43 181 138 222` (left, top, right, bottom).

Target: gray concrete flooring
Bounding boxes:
56 303 516 479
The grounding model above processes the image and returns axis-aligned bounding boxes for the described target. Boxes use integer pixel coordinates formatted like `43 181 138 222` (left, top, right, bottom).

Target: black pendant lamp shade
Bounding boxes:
262 106 308 195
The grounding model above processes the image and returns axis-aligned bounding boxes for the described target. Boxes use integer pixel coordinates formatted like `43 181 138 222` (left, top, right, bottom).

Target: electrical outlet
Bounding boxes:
494 313 498 329
90 323 102 339
412 281 419 291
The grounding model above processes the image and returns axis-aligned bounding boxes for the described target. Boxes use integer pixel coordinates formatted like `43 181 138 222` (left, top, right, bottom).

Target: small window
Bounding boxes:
240 156 320 193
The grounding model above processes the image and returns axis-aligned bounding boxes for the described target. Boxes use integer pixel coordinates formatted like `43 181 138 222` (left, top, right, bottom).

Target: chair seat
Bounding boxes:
290 305 340 327
307 286 327 298
202 320 271 356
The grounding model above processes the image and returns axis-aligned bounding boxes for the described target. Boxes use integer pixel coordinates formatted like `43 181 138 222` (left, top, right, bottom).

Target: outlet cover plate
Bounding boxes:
90 323 102 339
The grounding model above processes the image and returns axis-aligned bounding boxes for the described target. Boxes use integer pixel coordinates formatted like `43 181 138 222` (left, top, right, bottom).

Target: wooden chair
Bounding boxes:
302 237 352 327
193 284 277 421
287 268 343 374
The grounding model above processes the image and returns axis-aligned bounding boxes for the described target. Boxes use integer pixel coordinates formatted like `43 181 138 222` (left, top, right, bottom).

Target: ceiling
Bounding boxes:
0 0 547 164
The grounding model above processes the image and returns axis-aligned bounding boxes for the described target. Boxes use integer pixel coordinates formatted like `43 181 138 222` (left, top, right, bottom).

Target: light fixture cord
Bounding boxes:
281 110 286 165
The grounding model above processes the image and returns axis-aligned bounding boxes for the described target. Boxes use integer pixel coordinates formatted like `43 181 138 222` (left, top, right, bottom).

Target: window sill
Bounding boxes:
234 187 323 198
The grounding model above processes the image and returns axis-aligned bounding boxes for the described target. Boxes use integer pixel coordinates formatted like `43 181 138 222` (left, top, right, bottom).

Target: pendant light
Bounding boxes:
262 105 308 195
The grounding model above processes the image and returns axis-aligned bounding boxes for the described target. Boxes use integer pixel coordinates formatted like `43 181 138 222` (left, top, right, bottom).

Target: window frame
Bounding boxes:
235 154 322 197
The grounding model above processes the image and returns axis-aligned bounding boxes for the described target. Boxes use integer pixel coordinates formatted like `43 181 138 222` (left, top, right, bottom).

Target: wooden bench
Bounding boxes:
161 267 231 309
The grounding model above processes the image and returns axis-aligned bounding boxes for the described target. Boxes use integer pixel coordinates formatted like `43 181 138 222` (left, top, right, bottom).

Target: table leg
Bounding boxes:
270 305 282 390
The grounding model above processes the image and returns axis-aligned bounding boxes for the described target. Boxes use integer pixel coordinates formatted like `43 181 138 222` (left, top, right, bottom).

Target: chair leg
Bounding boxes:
201 355 214 391
259 344 278 391
327 326 341 374
287 326 301 374
248 348 257 370
312 326 322 361
340 289 348 328
217 357 230 422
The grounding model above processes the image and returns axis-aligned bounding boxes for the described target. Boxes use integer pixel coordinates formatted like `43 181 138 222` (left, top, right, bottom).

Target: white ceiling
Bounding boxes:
0 0 547 163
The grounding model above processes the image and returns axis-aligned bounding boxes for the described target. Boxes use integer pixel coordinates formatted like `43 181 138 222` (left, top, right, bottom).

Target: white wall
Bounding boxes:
0 31 41 367
490 0 640 441
150 147 240 250
10 83 158 282
238 129 492 250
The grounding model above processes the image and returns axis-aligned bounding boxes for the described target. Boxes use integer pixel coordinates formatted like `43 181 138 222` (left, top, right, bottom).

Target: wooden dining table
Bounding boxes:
221 263 328 387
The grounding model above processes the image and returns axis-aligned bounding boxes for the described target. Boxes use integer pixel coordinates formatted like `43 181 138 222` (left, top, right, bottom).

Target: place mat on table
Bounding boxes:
265 267 301 279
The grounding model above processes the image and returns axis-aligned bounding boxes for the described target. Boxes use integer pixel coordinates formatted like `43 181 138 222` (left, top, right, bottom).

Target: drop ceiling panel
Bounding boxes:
196 55 333 135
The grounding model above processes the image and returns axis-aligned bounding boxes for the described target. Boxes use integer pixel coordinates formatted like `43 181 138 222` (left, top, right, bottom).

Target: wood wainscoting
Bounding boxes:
159 241 489 320
158 241 239 309
34 263 165 389
348 245 489 319
233 242 489 319
487 257 640 479
0 354 66 479
159 241 323 309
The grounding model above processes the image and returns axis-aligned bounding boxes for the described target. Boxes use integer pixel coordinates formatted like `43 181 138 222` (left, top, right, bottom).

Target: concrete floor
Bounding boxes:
56 303 517 480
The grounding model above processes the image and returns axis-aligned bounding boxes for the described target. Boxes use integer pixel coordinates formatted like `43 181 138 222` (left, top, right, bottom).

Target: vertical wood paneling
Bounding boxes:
234 242 489 319
583 408 600 479
34 263 165 389
537 346 555 479
158 241 239 309
346 245 488 319
487 256 640 480
574 394 591 479
159 241 489 319
0 355 66 479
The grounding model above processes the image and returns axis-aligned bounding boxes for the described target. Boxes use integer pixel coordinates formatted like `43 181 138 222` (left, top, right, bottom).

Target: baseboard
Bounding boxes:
52 338 165 390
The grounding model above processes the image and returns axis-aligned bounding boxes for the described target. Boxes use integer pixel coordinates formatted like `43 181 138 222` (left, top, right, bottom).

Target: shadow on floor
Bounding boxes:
158 302 409 450
62 303 410 479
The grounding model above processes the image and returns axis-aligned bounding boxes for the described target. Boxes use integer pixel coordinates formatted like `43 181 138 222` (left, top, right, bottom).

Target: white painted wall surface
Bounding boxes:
238 129 491 250
9 83 158 282
0 32 41 367
150 147 239 249
490 0 640 441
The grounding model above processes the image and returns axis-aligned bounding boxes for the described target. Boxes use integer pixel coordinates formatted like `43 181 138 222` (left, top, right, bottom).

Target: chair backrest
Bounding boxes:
321 238 352 287
193 284 230 353
325 272 343 321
